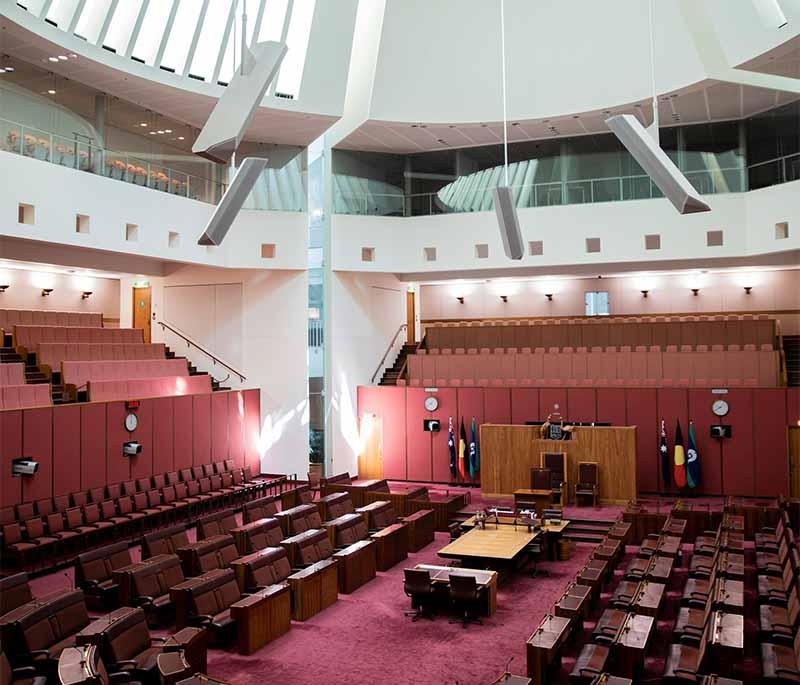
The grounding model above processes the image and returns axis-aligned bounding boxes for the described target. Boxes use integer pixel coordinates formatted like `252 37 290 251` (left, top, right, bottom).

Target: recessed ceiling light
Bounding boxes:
139 122 147 127
47 89 56 94
177 136 185 140
149 131 157 135
164 129 172 133
157 130 164 134
58 55 68 61
0 68 5 74
48 57 59 62
4 67 14 72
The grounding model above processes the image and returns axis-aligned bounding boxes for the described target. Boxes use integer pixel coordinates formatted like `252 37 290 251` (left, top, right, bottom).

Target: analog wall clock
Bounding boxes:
125 412 139 432
424 396 439 412
711 399 729 417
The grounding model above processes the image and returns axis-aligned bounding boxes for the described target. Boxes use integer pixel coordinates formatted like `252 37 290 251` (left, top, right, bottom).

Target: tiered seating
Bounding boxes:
36 342 166 373
406 344 779 387
75 541 134 609
275 503 323 537
0 362 24 385
116 554 185 624
178 535 240 577
62 358 189 389
13 325 142 355
0 309 102 334
0 383 50 409
0 573 33 618
232 547 293 593
230 517 283 555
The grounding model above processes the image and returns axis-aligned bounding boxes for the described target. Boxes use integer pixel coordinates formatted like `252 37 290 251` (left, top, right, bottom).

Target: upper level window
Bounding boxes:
160 0 203 74
189 0 233 80
258 0 289 43
46 0 81 28
131 1 175 65
104 0 144 54
585 291 609 316
275 0 315 98
74 0 113 43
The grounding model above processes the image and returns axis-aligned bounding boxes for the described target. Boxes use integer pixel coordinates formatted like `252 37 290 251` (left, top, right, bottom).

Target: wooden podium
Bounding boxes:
480 425 637 503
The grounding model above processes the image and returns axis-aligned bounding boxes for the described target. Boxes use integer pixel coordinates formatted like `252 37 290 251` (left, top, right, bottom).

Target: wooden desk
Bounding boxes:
407 491 468 531
625 555 673 584
513 488 554 516
76 607 137 645
608 521 633 545
229 583 291 655
288 559 338 621
280 528 325 567
401 508 436 552
413 564 497 616
362 485 428 516
438 525 538 566
321 513 364 548
58 646 102 685
526 614 571 682
371 522 408 571
356 500 393 530
615 613 654 678
333 540 376 594
230 517 280 555
555 583 592 627
709 611 744 678
714 579 744 614
322 479 389 507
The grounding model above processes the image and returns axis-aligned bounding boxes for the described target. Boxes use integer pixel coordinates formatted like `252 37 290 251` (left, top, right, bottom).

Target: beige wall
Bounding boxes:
420 268 800 335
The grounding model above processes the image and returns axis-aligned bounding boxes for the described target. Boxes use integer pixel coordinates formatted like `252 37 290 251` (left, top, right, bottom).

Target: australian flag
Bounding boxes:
448 417 457 479
659 419 670 488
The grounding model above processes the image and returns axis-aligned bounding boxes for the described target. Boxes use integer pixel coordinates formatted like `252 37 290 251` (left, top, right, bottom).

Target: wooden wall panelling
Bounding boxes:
1 410 23 506
192 394 212 466
626 388 659 493
752 388 789 497
243 389 262 474
152 397 175 474
510 388 539 424
227 391 245 470
483 388 511 425
719 389 756 497
405 388 433 482
358 386 406 480
106 402 132 485
567 388 596 423
540 388 568 419
657 389 690 494
128 399 154 480
687 389 724 495
173 395 194 470
211 392 229 462
790 427 800 499
81 402 107 491
596 388 627 426
52 405 81 497
22 408 52 502
431 388 458 483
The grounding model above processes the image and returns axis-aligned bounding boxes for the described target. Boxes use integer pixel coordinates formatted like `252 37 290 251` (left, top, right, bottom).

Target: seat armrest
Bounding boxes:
12 666 39 678
188 614 213 627
81 579 100 588
108 671 136 684
30 650 51 661
113 660 138 671
135 595 155 606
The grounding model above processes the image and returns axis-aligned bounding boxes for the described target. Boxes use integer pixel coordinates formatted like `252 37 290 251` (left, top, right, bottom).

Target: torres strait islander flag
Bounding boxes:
673 419 688 489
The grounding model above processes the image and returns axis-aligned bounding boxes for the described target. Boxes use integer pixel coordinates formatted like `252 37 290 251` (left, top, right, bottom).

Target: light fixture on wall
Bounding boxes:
641 290 649 298
500 295 508 303
456 296 464 304
691 288 700 297
743 286 753 295
545 293 554 301
0 285 9 293
81 291 93 300
41 288 53 297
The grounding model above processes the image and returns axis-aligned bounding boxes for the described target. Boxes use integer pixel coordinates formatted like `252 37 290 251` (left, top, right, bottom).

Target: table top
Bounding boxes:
711 611 744 649
438 526 539 561
617 613 654 650
414 563 496 586
513 489 553 497
461 514 570 533
350 479 388 489
527 615 571 649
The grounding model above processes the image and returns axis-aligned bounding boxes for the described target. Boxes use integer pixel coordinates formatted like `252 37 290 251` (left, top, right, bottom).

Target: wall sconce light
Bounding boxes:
641 290 649 298
0 285 9 293
691 288 700 297
81 291 93 300
456 296 464 304
41 288 53 297
500 295 508 303
743 286 752 295
545 293 554 301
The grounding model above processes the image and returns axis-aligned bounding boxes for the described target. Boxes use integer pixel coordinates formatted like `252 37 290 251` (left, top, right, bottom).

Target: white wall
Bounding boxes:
328 271 406 474
0 152 307 270
120 265 309 477
331 181 800 276
0 264 119 320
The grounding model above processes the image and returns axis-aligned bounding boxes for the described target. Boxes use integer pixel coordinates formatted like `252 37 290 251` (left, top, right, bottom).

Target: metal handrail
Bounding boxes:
371 324 408 384
156 320 247 383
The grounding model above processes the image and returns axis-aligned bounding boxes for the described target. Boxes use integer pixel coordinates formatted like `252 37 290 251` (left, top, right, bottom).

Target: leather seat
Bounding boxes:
99 607 168 681
1 649 46 685
187 569 243 643
76 541 133 609
569 643 610 684
0 573 32 618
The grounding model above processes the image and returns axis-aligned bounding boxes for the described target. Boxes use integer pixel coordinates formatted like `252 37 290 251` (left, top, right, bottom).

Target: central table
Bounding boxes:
459 514 570 561
437 525 538 569
413 563 497 615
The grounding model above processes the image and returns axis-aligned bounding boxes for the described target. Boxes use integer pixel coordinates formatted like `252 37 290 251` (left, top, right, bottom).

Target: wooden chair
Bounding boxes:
541 452 567 505
575 462 599 507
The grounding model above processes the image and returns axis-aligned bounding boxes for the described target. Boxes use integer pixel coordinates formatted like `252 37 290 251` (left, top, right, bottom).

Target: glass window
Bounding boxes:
160 0 203 74
18 0 48 17
258 0 289 43
104 0 144 53
131 0 175 65
189 0 233 80
217 0 261 84
46 0 82 28
275 0 315 98
585 292 610 316
74 0 113 43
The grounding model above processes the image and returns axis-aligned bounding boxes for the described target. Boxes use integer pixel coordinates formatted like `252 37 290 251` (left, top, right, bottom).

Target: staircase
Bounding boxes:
784 335 800 387
563 517 616 544
182 352 230 392
378 344 417 386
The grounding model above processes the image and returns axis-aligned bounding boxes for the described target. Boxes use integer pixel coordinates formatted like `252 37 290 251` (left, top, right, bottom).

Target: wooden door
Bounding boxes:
406 290 416 345
358 415 383 480
132 287 152 343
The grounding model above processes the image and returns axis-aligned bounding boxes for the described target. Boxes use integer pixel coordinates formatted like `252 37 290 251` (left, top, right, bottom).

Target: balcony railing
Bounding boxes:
1 116 226 204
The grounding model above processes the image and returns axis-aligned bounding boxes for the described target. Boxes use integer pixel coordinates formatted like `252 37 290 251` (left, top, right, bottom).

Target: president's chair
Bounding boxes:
542 452 567 505
448 574 485 628
530 468 552 491
403 569 435 622
575 462 599 508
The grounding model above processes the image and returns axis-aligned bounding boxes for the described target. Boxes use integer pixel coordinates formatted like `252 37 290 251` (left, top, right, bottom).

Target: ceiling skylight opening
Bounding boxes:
217 0 261 84
103 0 144 55
46 0 81 29
74 0 112 44
160 0 202 74
190 0 234 81
275 0 315 99
258 0 290 43
131 0 174 65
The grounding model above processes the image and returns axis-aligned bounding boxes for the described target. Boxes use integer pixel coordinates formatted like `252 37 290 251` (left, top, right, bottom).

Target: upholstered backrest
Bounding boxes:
0 572 31 615
104 608 151 663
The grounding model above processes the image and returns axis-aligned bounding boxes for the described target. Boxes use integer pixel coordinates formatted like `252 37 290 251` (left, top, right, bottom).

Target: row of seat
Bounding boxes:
36 342 166 373
0 383 50 409
62 358 188 388
424 315 777 352
13 325 143 355
0 308 102 331
0 362 24 386
87 374 212 402
405 345 779 387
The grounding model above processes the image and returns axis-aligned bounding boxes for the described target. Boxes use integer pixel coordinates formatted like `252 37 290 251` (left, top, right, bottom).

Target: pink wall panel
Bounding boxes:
540 388 568 420
511 388 540 424
567 388 596 423
52 405 81 497
152 398 174 474
81 403 107 491
129 400 154 480
626 388 659 493
687 390 724 495
405 388 432 482
657 389 690 493
21 408 52 502
753 389 789 497
243 389 261 474
106 402 132 486
211 392 229 462
431 388 458 483
596 388 627 426
192 394 212 466
718 389 755 496
483 388 511 425
1 411 23 506
173 395 194 470
457 388 484 429
227 391 245 470
358 386 407 481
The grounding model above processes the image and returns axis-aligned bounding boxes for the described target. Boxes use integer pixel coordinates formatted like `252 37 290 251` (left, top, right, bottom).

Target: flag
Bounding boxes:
458 418 467 481
447 418 457 480
673 420 687 489
469 417 479 479
686 420 701 488
659 419 670 489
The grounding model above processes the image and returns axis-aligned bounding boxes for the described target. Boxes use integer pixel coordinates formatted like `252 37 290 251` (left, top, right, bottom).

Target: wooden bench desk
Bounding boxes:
437 525 538 568
363 485 428 516
371 522 408 571
526 614 571 682
555 583 592 628
408 491 468 532
333 539 376 594
413 563 497 616
76 607 138 645
229 583 290 655
401 508 435 552
513 488 554 516
288 558 338 621
709 611 744 676
615 612 654 678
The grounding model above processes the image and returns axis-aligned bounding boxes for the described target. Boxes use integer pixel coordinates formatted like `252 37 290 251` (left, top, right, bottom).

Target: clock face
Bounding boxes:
424 396 439 412
712 399 729 417
125 412 138 432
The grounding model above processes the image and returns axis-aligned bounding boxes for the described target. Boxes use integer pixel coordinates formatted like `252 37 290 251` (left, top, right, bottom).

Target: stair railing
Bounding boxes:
156 320 247 383
371 324 408 384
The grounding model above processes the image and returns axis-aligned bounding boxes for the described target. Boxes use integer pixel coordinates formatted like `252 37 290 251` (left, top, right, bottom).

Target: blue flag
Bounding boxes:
686 420 701 488
447 417 457 479
469 417 479 479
